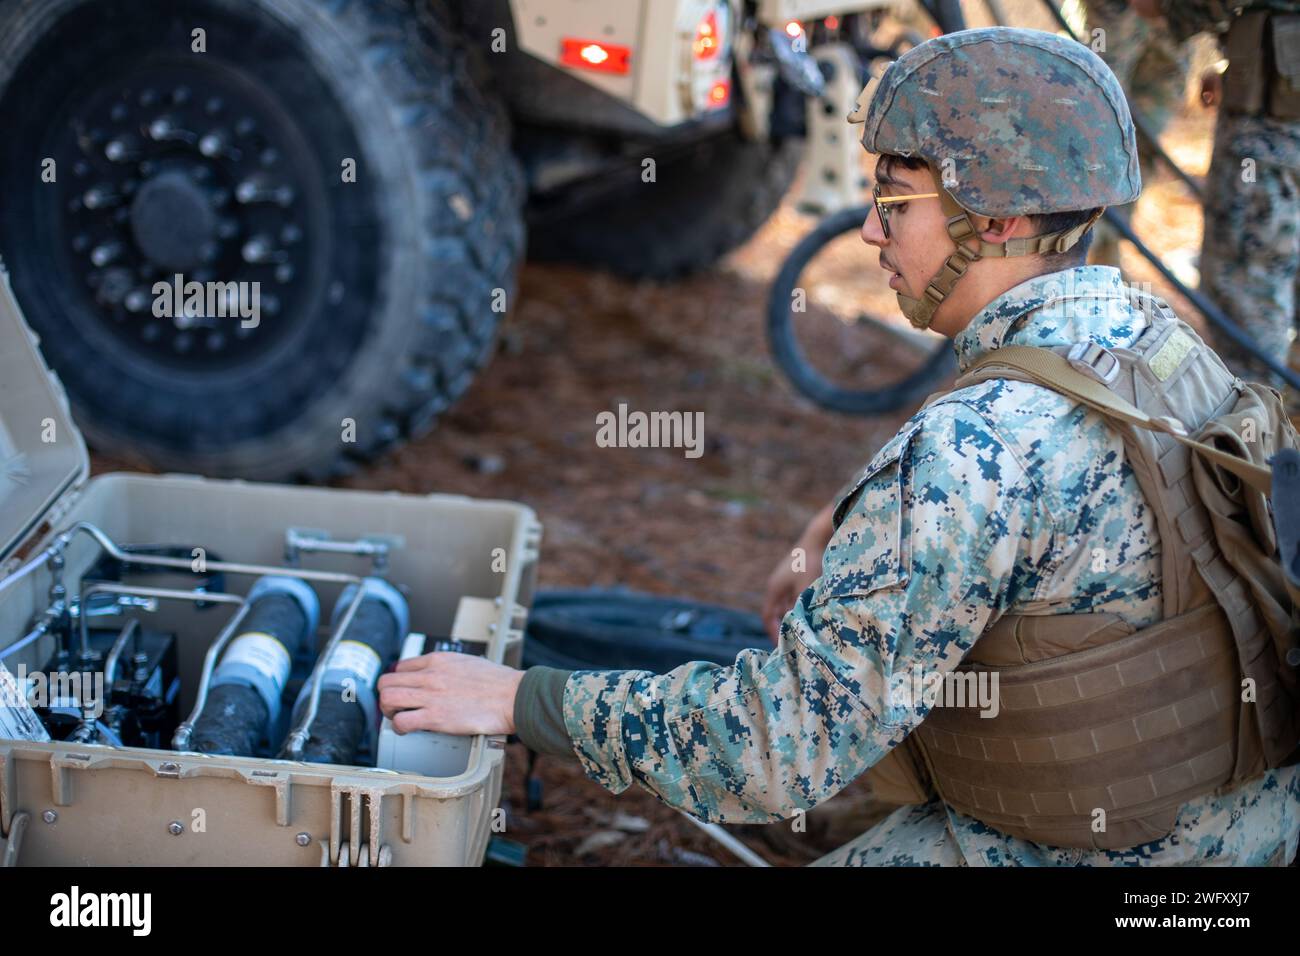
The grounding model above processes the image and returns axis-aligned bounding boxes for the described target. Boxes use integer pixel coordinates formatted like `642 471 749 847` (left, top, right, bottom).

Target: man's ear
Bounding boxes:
976 216 1027 243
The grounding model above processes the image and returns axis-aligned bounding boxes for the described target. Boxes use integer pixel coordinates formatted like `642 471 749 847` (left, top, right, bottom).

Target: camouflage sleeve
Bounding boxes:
561 400 1053 823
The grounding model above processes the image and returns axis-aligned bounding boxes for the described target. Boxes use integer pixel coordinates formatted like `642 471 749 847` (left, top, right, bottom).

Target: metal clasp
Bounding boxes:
1067 342 1120 385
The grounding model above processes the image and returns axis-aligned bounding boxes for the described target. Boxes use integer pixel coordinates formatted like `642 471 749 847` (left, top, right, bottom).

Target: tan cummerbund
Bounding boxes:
862 603 1242 850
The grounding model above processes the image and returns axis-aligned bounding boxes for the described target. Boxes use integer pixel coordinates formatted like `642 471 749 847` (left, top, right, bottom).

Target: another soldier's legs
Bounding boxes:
809 799 966 867
1200 112 1300 388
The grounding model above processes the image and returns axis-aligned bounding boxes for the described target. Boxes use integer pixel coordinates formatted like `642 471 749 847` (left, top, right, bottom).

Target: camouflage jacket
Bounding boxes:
560 265 1300 866
1161 0 1300 41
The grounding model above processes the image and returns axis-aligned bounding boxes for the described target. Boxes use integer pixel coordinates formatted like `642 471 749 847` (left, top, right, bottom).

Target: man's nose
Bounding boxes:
861 205 886 246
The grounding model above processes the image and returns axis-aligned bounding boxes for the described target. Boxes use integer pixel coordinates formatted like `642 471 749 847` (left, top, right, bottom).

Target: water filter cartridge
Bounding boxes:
283 577 407 766
189 575 318 756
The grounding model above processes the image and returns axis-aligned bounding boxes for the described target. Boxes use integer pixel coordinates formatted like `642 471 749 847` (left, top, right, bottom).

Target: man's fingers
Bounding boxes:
378 685 436 717
394 653 440 673
392 707 439 735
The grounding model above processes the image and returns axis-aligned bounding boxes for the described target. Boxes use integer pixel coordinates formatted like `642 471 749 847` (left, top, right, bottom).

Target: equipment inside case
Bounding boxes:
3 520 493 772
0 265 541 865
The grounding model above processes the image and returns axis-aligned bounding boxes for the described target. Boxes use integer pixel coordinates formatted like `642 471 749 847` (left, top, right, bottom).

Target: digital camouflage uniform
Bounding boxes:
1167 0 1300 388
562 264 1300 866
1084 0 1191 267
507 29 1300 866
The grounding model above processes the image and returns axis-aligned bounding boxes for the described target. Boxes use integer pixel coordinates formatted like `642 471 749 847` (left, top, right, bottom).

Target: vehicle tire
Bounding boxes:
526 129 802 280
0 0 524 481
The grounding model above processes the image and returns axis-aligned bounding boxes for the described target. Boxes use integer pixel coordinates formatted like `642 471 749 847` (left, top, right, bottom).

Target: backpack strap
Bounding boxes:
962 345 1274 496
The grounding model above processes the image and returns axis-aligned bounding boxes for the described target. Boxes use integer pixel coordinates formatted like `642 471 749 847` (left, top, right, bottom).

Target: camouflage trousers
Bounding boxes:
1085 0 1191 267
809 801 967 867
1200 110 1300 390
810 766 1300 866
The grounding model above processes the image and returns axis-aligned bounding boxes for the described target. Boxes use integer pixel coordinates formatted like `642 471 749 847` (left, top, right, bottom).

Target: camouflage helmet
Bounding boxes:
848 27 1141 328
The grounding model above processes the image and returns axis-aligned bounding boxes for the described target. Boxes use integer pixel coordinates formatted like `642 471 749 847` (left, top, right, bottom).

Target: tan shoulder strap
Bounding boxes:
963 345 1274 496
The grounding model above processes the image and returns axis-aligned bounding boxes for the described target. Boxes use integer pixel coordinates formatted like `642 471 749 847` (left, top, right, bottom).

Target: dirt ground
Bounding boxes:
91 32 1229 866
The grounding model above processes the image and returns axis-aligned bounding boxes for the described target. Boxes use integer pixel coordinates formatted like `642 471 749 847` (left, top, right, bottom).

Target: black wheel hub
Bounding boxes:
47 57 318 368
0 0 386 459
129 170 218 272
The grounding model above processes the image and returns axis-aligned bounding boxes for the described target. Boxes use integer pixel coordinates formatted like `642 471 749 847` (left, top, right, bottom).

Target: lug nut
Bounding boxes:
241 237 269 263
167 821 184 836
83 185 120 210
42 810 57 824
198 130 228 158
241 235 286 264
235 176 290 205
90 242 122 267
147 115 193 143
295 832 312 847
104 135 141 163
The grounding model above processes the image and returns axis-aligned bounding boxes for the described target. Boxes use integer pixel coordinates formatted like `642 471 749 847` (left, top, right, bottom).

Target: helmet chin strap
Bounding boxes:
896 182 1104 330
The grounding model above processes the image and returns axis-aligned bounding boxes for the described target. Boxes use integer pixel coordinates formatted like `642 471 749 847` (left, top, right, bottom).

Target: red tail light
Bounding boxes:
560 38 632 75
694 10 721 60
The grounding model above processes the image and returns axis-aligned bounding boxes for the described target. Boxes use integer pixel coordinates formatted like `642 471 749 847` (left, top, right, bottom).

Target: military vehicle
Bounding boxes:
0 0 962 481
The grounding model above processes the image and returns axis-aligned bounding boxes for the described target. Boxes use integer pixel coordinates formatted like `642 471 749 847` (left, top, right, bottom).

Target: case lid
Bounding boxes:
0 264 89 564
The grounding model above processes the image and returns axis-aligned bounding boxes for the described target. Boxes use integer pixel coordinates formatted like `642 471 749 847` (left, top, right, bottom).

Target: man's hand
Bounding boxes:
761 502 835 642
377 653 524 736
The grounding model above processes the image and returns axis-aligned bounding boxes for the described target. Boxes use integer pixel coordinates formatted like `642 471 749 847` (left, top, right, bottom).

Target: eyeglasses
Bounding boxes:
872 184 940 240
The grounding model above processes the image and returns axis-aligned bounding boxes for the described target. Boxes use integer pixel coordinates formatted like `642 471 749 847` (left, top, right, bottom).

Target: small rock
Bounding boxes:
463 453 505 475
672 848 721 867
574 830 627 857
610 812 651 834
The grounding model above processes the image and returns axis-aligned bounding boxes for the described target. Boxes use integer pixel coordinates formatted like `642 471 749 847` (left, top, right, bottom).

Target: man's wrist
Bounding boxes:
504 667 526 734
512 666 576 756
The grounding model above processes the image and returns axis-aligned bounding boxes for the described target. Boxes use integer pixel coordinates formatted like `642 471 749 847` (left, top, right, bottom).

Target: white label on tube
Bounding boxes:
221 632 292 691
327 640 383 689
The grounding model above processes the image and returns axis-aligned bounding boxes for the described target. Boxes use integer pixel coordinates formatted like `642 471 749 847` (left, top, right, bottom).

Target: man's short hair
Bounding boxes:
878 154 1099 266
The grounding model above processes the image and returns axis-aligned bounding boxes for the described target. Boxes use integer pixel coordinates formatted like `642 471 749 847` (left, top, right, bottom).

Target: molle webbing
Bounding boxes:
913 604 1239 850
865 291 1298 850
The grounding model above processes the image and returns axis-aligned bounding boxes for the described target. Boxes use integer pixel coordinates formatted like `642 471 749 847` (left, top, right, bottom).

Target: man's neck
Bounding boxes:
931 257 1080 338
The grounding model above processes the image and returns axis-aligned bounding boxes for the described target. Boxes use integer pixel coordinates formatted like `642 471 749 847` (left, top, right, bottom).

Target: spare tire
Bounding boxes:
0 0 524 481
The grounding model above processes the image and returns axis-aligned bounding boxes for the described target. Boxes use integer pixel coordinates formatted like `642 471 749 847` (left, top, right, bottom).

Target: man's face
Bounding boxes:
860 158 952 317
